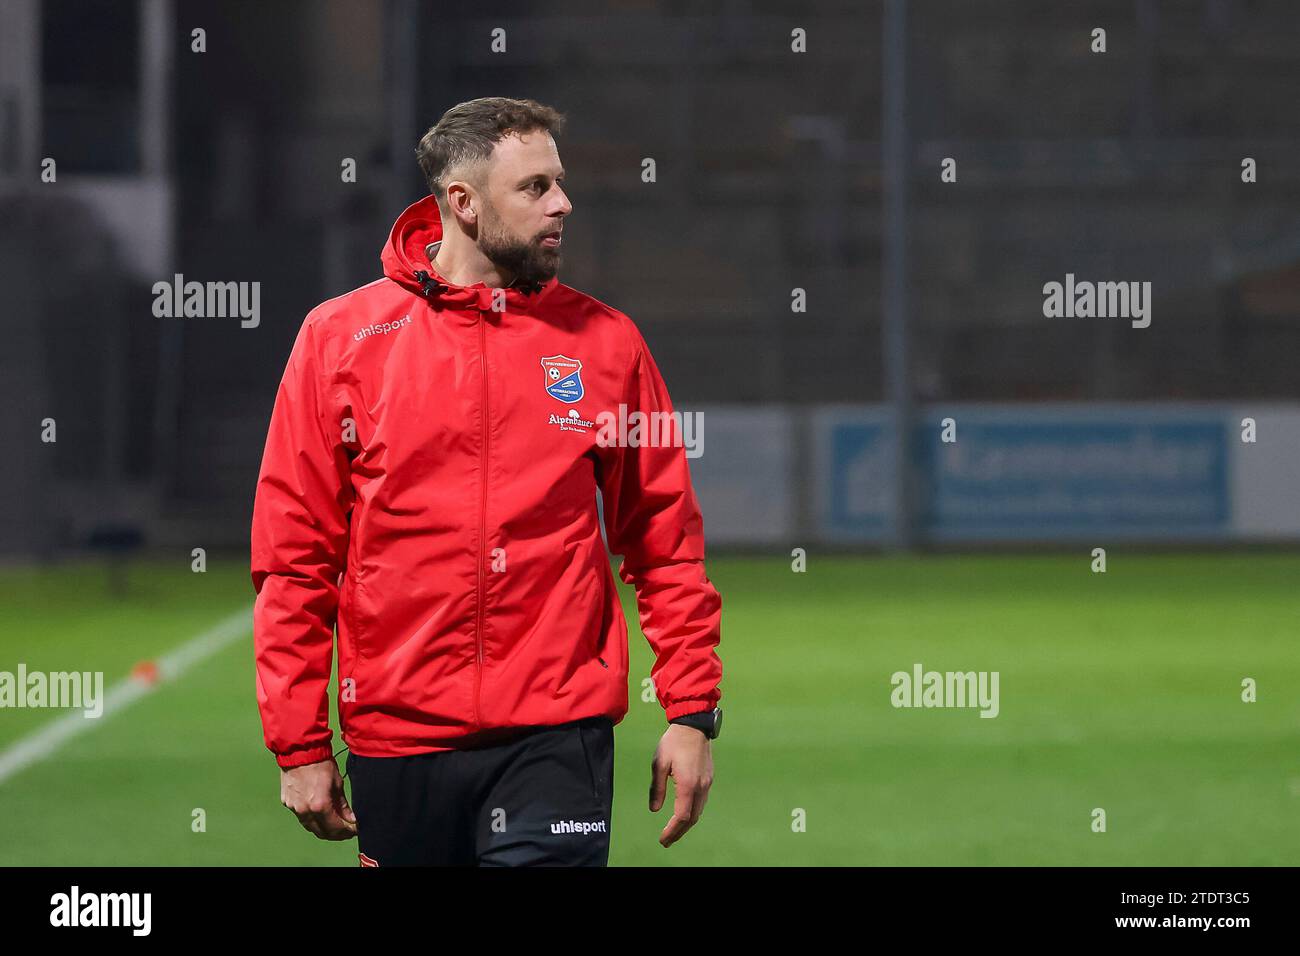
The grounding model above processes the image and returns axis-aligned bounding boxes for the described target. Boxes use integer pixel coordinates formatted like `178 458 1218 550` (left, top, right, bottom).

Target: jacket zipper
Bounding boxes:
473 308 488 731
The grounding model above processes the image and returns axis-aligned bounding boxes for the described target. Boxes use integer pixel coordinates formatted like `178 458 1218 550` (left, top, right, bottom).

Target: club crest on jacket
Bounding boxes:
540 354 584 402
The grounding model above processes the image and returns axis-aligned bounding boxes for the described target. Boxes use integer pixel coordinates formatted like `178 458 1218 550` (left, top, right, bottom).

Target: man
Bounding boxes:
251 97 723 866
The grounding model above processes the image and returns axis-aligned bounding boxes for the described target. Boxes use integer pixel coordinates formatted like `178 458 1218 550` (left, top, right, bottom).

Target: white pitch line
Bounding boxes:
0 605 252 784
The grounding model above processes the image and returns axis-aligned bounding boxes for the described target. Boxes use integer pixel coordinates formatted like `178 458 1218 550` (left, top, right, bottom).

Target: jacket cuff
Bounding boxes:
665 699 718 722
274 743 335 770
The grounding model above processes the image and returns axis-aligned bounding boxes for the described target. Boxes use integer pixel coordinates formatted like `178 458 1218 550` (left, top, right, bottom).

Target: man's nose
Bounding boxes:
550 186 573 217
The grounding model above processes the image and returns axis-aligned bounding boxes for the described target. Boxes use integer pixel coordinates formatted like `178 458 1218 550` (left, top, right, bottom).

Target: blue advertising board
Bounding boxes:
815 405 1230 542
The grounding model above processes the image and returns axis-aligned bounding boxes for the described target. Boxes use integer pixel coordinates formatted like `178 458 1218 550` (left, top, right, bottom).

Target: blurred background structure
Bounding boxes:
1 0 1297 558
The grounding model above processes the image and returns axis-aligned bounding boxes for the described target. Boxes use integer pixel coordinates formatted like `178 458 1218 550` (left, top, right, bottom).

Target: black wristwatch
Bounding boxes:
669 706 722 740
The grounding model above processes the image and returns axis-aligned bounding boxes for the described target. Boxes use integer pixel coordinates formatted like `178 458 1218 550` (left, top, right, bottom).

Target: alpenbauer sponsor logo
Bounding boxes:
548 408 597 433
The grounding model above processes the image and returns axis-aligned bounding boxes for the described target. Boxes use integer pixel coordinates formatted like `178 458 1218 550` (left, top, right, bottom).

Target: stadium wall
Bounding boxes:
688 403 1300 547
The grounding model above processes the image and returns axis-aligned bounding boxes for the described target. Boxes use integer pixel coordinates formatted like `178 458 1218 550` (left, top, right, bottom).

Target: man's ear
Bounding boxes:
443 183 473 226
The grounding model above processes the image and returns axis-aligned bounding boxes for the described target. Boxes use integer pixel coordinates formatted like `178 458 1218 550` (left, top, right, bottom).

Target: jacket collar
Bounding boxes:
380 194 559 311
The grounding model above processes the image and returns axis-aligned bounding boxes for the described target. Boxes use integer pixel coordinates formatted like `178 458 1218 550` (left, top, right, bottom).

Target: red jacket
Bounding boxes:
251 195 723 769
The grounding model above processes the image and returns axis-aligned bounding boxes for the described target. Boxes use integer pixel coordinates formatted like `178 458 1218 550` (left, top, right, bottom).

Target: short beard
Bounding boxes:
477 201 561 292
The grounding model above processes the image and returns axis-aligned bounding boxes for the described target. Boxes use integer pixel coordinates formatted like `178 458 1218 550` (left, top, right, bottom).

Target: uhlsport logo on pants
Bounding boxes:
550 818 608 835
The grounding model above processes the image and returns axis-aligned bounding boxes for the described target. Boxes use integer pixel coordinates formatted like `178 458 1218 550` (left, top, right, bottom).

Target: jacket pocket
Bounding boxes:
575 718 613 804
340 564 369 660
575 722 600 802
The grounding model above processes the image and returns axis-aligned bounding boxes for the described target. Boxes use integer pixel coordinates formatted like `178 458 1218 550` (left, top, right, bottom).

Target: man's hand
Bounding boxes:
280 757 357 841
648 723 713 847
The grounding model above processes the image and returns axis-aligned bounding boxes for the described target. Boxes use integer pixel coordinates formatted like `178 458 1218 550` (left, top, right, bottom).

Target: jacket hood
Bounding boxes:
381 194 559 311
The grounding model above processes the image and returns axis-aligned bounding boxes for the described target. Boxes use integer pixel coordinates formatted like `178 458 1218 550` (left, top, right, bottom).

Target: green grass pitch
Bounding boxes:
0 552 1296 865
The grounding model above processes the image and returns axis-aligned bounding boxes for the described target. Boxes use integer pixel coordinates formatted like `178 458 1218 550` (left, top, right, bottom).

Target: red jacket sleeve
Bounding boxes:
598 326 723 722
250 315 352 769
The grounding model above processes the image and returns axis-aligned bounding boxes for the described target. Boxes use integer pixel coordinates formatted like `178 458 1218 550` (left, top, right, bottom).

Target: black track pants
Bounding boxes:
345 716 614 867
